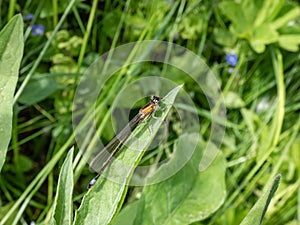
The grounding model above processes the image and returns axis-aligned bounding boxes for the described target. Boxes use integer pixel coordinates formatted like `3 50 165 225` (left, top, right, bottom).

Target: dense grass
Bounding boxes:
0 0 300 225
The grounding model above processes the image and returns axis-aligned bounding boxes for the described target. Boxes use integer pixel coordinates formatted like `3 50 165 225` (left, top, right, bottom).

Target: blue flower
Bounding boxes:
225 53 238 67
228 67 235 74
31 24 45 36
24 13 34 21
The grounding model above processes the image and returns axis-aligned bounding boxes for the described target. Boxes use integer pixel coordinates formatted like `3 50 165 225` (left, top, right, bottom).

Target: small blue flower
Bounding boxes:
24 13 34 20
31 24 45 36
225 53 238 67
228 67 235 74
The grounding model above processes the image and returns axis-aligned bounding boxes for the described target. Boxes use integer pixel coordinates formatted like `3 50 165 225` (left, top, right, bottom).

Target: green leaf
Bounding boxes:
73 85 183 225
253 0 284 26
213 28 237 47
18 76 58 105
0 14 24 172
240 174 281 225
219 0 299 53
219 1 255 37
130 136 226 224
271 6 300 30
111 200 140 225
16 155 34 172
219 2 248 33
250 24 279 53
50 147 74 225
178 14 203 40
278 34 300 52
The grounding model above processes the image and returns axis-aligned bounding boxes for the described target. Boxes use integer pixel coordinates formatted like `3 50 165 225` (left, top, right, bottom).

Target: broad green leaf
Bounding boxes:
50 148 74 225
240 174 281 225
278 34 300 52
240 0 263 26
219 0 299 54
18 76 58 105
219 0 258 37
250 24 278 53
111 200 140 225
131 135 226 225
219 2 249 33
213 28 237 47
73 85 183 225
0 14 24 172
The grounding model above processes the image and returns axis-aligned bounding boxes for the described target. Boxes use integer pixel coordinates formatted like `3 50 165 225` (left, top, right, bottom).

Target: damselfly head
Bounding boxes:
150 96 161 105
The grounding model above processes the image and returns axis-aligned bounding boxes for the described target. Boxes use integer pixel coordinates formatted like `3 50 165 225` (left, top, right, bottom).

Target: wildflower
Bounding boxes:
225 53 238 67
31 24 45 36
228 67 235 74
24 13 34 21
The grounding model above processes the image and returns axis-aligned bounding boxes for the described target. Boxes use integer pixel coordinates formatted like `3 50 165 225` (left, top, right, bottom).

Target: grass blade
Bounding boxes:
240 174 282 225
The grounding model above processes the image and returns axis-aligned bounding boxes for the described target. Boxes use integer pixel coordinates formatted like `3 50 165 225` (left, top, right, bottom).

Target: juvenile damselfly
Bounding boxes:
88 95 161 188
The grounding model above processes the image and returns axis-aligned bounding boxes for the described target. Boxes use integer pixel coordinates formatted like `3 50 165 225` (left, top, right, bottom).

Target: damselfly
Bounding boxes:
88 95 161 188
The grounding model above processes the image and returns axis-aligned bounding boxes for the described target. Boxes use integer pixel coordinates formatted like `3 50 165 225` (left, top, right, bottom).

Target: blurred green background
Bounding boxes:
0 0 300 224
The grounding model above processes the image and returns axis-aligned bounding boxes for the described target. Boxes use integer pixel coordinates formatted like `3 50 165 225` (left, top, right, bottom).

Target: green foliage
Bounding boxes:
217 0 300 53
0 1 299 225
112 136 226 225
47 30 83 73
0 14 23 171
240 175 281 225
74 86 182 225
178 13 203 40
18 76 59 105
50 148 74 225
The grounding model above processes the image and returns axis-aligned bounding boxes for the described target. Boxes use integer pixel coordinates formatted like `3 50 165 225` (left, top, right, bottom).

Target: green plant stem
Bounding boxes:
76 0 98 71
270 48 285 147
52 0 58 27
7 0 15 20
72 7 85 34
